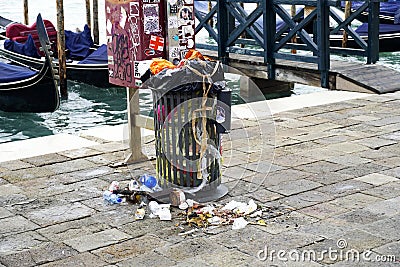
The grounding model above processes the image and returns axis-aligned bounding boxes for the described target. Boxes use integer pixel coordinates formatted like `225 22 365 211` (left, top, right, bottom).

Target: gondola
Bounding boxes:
340 1 400 24
0 16 111 88
0 14 59 113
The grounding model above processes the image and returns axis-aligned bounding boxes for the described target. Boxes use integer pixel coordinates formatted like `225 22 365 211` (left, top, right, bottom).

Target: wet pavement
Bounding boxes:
0 92 400 266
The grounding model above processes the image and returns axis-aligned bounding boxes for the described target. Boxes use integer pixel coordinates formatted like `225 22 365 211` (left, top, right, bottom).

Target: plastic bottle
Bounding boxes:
103 191 122 204
139 174 158 189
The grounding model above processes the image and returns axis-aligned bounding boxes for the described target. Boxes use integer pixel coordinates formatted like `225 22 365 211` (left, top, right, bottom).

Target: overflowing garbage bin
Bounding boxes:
145 57 231 201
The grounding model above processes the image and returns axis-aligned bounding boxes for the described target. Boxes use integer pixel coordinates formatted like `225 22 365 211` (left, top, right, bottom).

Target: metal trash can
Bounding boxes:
148 60 230 201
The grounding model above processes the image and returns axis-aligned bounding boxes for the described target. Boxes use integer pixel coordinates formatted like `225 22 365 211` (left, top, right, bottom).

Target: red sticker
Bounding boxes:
149 35 164 51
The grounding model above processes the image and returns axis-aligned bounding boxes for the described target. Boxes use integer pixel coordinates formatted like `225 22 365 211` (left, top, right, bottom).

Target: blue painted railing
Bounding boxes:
195 0 381 88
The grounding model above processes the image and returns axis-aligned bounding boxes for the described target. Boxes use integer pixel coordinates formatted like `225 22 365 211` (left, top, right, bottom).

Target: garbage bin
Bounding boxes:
147 59 230 201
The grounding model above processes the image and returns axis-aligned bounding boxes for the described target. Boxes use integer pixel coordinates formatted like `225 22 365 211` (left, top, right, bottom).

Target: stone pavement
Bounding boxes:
0 92 400 266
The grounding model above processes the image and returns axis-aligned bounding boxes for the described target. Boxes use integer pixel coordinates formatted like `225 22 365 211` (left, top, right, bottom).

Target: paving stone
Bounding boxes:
222 165 257 179
1 167 57 183
57 147 102 159
90 142 129 153
336 163 391 178
116 251 177 267
317 180 374 198
226 179 265 197
0 184 28 206
0 231 47 254
208 225 273 255
0 250 36 267
329 193 384 210
354 214 400 242
313 134 357 145
0 207 13 219
325 154 372 167
50 166 119 185
44 158 98 175
338 229 391 252
291 131 336 142
39 252 107 267
265 230 325 251
92 234 169 264
358 149 397 161
353 137 397 150
281 191 334 209
293 161 345 174
363 196 400 217
157 237 230 262
354 173 399 185
306 172 355 185
372 241 400 261
362 181 400 199
37 217 112 242
327 209 389 229
375 156 400 168
25 202 95 226
0 216 39 236
268 179 322 196
261 169 312 187
243 161 286 174
86 151 127 165
260 211 319 235
189 249 254 267
298 219 357 239
273 154 317 167
299 202 348 219
0 242 78 266
63 228 132 252
245 188 283 203
382 131 400 141
325 142 370 154
0 160 34 171
21 153 70 167
0 184 23 195
351 115 381 122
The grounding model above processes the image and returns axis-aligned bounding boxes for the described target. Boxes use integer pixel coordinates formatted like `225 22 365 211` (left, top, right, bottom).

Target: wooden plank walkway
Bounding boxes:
199 49 400 94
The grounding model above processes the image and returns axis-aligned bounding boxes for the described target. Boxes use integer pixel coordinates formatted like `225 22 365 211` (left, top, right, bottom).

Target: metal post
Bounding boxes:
317 0 330 88
126 87 146 162
85 0 91 30
290 4 297 54
342 1 351 48
217 0 228 64
23 0 29 25
264 0 275 79
92 0 99 44
56 0 67 98
367 0 379 64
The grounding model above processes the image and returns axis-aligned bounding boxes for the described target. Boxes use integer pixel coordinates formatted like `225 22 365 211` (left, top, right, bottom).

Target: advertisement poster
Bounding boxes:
105 0 165 87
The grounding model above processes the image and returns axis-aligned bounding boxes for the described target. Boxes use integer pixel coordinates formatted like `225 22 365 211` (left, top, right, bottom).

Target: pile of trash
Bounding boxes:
102 175 268 230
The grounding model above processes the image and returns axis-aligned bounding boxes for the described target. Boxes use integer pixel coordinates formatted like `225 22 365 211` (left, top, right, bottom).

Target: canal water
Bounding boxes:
0 1 399 143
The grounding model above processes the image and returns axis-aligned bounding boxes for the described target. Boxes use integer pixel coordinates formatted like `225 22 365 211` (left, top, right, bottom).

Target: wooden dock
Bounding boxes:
200 49 400 94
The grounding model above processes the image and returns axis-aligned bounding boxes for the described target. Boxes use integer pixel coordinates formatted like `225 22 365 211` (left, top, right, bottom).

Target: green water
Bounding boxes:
0 71 324 143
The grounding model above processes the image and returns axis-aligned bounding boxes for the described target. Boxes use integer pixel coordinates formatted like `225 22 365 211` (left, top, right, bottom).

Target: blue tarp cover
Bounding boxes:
0 62 37 83
4 34 40 58
356 23 400 35
65 24 94 59
342 1 400 23
78 44 107 64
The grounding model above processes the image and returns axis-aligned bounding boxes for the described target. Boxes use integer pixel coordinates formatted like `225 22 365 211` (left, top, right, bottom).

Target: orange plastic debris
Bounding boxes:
149 50 214 75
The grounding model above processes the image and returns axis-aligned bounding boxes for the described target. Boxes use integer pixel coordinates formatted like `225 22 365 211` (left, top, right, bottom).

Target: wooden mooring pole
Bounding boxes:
56 0 67 98
92 0 99 44
291 5 297 54
342 1 351 47
23 0 29 25
85 0 91 30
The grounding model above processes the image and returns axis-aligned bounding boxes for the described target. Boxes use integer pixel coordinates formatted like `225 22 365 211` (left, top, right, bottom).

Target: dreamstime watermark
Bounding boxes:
257 239 397 264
